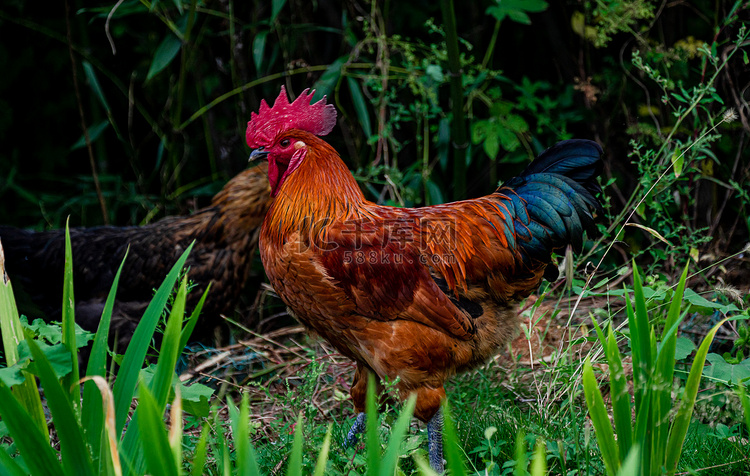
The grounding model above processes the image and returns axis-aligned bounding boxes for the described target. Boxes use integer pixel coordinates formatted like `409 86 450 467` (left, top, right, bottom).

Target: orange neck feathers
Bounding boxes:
262 134 367 246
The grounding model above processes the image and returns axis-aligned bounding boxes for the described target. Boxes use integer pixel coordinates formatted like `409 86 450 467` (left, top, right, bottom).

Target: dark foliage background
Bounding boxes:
1 0 748 271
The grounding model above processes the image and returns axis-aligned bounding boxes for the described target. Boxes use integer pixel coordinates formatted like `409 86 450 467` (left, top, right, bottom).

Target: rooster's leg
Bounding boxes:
427 408 445 473
344 412 367 447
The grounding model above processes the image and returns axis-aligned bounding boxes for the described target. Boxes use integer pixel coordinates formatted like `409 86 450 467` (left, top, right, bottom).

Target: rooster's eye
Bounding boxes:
280 139 290 147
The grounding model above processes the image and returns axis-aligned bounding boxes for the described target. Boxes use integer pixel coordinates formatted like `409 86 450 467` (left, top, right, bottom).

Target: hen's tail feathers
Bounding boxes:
501 139 603 267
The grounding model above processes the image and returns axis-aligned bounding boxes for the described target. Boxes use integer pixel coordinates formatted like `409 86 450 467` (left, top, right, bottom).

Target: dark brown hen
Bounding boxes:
0 162 271 349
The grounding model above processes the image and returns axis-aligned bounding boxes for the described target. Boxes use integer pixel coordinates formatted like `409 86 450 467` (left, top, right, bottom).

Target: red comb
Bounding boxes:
246 86 337 148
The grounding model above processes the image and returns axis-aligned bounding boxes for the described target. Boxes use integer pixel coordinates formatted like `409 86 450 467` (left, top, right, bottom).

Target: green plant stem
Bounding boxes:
176 65 330 131
481 20 501 70
440 0 468 201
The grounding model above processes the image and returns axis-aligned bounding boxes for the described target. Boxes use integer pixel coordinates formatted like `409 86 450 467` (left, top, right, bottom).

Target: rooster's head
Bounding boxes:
246 86 337 197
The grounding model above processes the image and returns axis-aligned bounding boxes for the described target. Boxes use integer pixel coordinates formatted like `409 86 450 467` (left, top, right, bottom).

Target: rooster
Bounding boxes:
247 87 602 471
0 162 271 349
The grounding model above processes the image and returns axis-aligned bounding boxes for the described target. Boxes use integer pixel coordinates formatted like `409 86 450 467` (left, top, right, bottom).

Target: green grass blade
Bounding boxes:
413 454 438 476
152 275 187 405
606 324 632 456
529 438 547 476
0 380 63 476
230 393 261 475
113 242 194 435
653 265 689 468
79 375 122 476
738 384 750 434
121 275 190 473
582 358 619 476
313 424 333 476
0 446 27 476
514 431 527 476
286 412 305 476
138 381 178 476
381 394 417 474
442 403 467 476
168 389 183 471
632 391 651 468
178 284 209 352
82 249 127 463
61 221 80 402
190 425 211 476
631 265 652 398
624 292 643 414
365 374 381 476
25 334 95 476
665 317 730 475
0 245 48 437
616 445 640 476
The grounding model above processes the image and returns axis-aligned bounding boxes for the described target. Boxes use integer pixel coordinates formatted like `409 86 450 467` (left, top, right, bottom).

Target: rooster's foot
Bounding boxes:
344 412 366 447
427 409 445 474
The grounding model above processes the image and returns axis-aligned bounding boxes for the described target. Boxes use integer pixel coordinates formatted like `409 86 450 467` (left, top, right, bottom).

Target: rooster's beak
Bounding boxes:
249 149 269 162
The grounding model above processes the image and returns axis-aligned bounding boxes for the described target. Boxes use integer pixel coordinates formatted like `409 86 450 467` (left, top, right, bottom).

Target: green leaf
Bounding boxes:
683 288 738 314
674 336 696 360
179 380 214 417
425 179 445 206
139 366 215 418
347 77 372 139
82 61 111 114
471 120 489 144
486 0 548 23
703 354 750 385
19 340 73 380
71 120 109 150
496 126 520 151
0 363 26 386
271 0 287 23
24 318 93 349
505 114 529 133
483 132 500 158
146 32 182 81
671 149 684 177
311 56 346 100
252 30 268 74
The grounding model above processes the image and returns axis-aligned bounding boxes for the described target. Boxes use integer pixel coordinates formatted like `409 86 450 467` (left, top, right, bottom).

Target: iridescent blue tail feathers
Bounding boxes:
500 139 603 270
